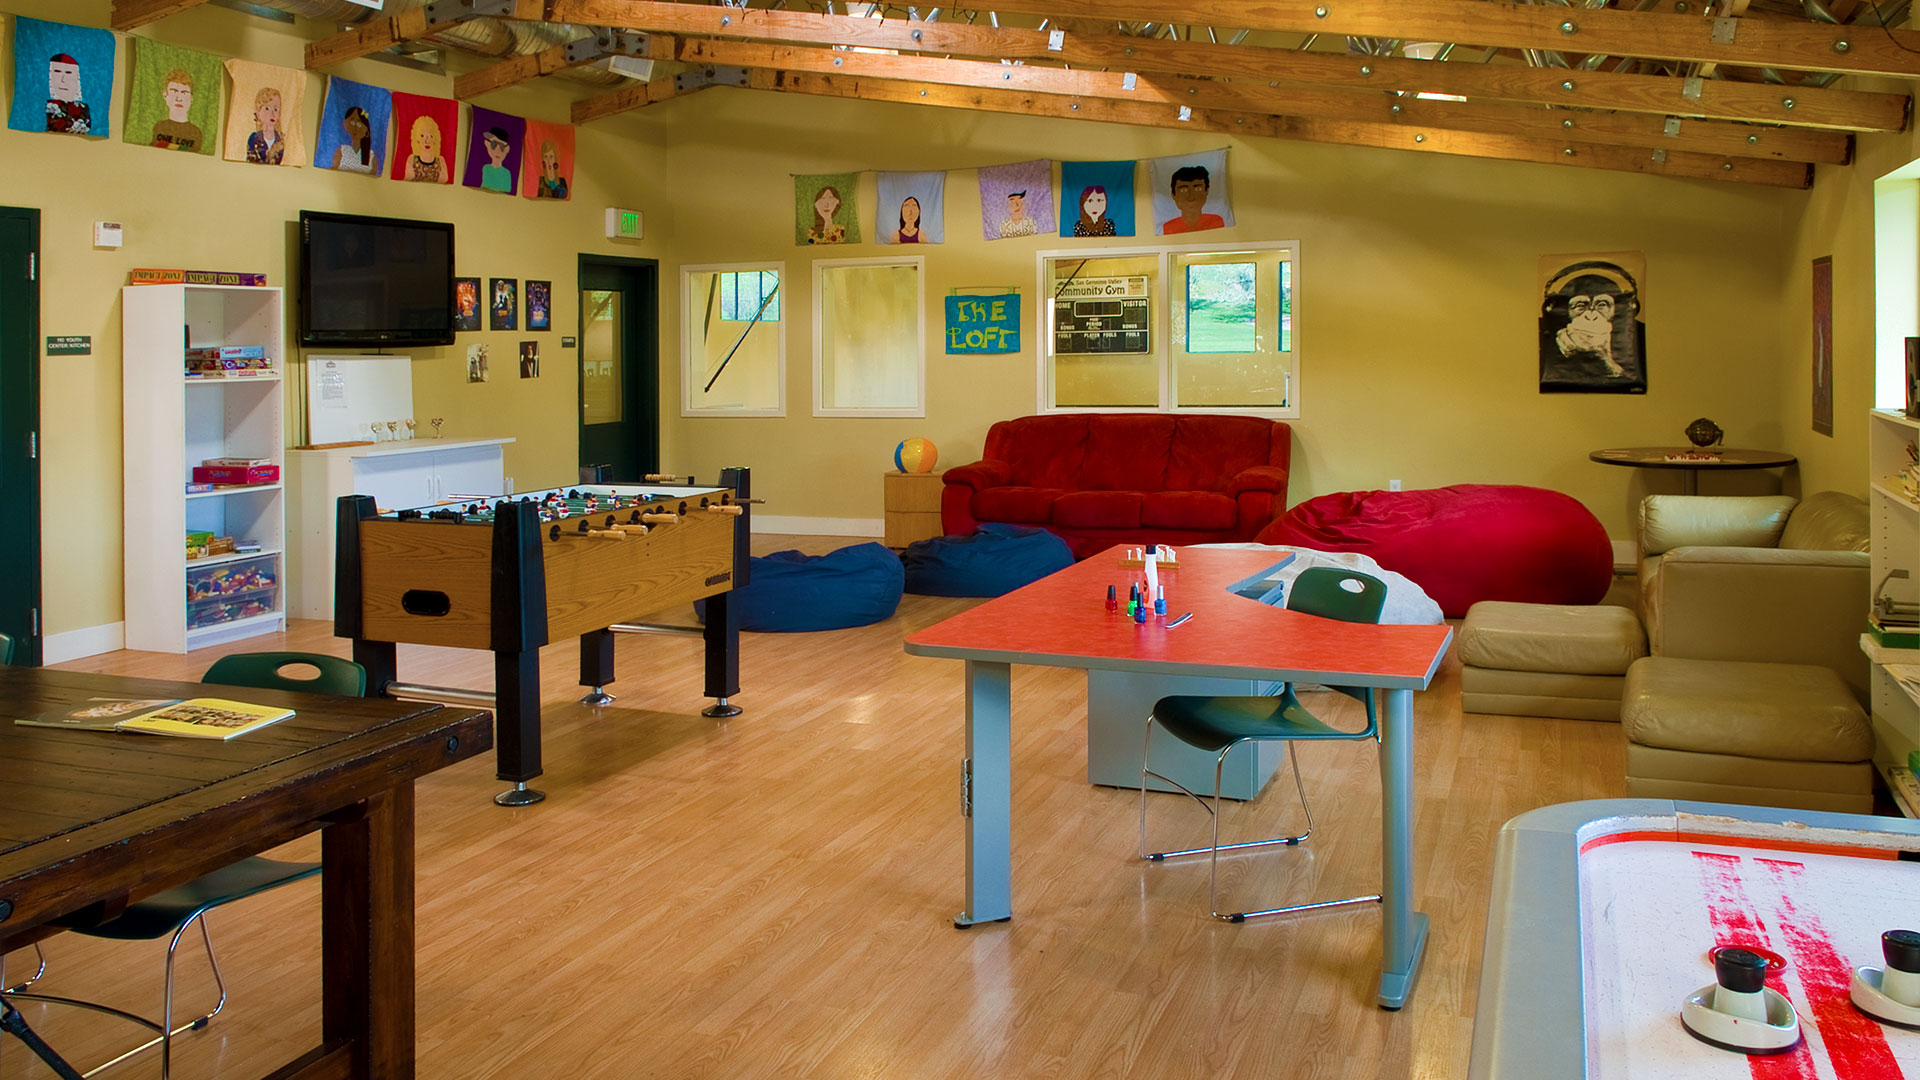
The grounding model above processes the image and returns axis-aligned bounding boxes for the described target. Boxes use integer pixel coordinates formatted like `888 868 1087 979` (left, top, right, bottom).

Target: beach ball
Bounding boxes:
894 438 938 473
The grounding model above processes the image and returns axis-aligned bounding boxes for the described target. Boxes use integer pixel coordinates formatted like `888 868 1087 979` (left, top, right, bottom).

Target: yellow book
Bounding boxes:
116 698 295 740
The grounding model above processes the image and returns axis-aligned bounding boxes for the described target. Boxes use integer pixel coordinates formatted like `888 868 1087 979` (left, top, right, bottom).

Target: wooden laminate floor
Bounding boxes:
1 535 1627 1079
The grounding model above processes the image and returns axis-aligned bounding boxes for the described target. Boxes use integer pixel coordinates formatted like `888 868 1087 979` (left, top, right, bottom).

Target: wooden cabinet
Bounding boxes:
883 471 945 549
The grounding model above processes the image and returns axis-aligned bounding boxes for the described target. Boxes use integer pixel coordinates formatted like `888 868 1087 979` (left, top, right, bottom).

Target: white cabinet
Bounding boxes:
122 284 287 652
286 438 511 620
1865 408 1920 801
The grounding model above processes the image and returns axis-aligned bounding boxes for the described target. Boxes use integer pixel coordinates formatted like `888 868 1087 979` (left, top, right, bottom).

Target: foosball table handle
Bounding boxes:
586 529 628 541
640 511 681 524
706 504 745 516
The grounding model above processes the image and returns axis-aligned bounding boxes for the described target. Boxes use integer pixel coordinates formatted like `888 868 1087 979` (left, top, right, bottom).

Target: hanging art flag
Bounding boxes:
463 105 526 195
979 159 1054 241
389 91 458 184
8 16 115 138
520 119 574 200
1148 149 1234 236
794 173 859 246
124 38 221 154
313 76 391 175
1059 160 1136 238
876 170 945 245
222 59 306 166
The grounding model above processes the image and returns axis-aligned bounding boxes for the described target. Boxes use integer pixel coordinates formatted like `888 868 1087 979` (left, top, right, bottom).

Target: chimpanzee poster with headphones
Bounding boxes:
1538 252 1647 394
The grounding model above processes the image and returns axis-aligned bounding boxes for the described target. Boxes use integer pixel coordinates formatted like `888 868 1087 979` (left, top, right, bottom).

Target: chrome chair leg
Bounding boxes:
2 943 47 993
1138 719 1309 863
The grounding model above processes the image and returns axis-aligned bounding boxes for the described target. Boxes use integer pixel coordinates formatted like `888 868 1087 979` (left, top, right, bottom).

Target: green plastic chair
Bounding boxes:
0 631 15 664
1138 566 1389 923
3 652 363 1078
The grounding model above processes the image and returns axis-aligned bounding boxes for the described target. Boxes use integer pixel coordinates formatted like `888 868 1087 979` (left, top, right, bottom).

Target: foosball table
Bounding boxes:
334 469 750 806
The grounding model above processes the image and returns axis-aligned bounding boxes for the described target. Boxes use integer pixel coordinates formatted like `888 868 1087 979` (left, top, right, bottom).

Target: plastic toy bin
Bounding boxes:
185 554 278 629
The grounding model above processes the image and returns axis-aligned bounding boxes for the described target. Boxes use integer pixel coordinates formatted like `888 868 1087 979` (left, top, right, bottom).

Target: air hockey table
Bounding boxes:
1470 799 1920 1079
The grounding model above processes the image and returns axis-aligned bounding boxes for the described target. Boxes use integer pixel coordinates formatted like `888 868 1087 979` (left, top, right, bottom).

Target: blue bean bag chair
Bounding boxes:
695 542 903 632
903 524 1074 597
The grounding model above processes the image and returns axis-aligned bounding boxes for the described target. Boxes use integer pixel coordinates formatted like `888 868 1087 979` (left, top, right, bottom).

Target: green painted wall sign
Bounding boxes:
45 336 90 356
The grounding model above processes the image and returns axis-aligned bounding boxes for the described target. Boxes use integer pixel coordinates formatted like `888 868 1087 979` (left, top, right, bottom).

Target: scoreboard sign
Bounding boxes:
1052 275 1149 355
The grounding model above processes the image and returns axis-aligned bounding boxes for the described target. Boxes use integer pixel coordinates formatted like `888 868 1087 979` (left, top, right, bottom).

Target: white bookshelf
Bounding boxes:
123 285 287 652
1865 408 1920 781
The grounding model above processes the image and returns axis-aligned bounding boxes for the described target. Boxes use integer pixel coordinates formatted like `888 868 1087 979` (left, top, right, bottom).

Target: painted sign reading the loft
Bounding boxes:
46 335 90 356
945 295 1020 354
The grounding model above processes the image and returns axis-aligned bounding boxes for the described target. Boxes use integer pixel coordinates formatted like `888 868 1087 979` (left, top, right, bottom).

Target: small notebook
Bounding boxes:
18 697 295 740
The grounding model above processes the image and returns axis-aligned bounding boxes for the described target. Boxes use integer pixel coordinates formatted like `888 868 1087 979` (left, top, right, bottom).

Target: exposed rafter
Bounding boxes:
455 38 611 98
110 0 214 32
571 73 706 123
305 0 547 69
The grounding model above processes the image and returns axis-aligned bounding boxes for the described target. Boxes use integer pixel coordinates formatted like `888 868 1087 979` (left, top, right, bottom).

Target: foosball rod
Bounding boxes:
609 622 703 639
385 681 498 708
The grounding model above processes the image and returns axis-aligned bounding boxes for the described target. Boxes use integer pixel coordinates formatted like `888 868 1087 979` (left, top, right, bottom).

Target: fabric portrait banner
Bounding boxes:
389 91 458 184
795 173 860 246
876 170 945 245
124 38 221 154
312 76 390 175
1059 160 1135 238
8 16 115 138
463 106 526 195
222 59 306 166
979 159 1054 241
520 119 574 200
1148 149 1234 236
1537 250 1647 394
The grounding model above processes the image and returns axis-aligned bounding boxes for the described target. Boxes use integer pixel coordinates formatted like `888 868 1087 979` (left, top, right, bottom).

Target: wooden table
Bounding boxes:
1588 447 1796 494
0 667 492 1080
904 546 1453 1008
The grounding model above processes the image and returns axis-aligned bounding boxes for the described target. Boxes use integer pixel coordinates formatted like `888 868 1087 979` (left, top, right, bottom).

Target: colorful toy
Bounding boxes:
894 437 938 474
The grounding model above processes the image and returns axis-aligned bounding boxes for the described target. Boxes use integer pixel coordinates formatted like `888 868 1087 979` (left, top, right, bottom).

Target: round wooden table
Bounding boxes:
1588 446 1796 494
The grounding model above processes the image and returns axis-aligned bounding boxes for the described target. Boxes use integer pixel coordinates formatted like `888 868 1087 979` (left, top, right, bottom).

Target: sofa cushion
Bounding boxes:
1638 494 1796 556
1779 491 1870 552
1621 656 1871 763
974 486 1066 524
1080 415 1173 492
1142 490 1237 531
990 416 1088 489
1167 416 1279 491
1054 490 1143 529
1458 601 1646 675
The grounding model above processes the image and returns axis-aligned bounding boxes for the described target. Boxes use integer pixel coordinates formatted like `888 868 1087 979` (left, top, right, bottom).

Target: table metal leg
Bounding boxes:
956 660 1013 928
1682 468 1698 495
1376 686 1429 1009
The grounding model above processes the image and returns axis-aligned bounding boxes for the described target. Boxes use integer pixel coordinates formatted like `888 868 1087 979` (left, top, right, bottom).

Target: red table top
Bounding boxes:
905 546 1453 689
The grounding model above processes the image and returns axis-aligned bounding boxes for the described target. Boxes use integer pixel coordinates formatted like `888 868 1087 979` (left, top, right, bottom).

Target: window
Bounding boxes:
683 263 784 416
1039 242 1297 415
814 256 925 417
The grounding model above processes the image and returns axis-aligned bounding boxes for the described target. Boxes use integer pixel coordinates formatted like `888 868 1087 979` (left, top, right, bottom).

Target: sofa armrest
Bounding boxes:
1227 465 1289 498
1636 494 1797 557
1648 545 1870 702
943 460 1012 491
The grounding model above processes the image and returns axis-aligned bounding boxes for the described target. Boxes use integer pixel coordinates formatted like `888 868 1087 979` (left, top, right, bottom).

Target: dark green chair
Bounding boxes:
4 652 362 1078
0 631 15 664
1138 566 1389 923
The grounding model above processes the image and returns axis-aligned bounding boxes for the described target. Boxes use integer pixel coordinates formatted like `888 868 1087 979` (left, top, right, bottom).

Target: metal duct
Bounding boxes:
241 0 626 85
246 0 412 22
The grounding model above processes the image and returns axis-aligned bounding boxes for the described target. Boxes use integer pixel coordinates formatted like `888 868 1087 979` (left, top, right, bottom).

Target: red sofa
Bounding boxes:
941 414 1291 559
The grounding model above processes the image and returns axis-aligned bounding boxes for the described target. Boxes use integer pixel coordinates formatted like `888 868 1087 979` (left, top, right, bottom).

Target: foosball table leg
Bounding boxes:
579 628 616 706
492 648 547 807
701 591 743 719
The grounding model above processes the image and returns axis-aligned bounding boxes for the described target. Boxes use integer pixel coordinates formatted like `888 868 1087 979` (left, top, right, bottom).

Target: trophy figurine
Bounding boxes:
431 418 445 439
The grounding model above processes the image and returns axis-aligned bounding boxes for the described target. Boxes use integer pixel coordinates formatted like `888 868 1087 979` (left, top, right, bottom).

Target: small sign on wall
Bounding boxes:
46 335 90 355
945 293 1021 354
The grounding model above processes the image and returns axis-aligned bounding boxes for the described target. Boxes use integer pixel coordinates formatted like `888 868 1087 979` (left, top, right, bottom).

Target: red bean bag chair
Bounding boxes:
1255 484 1612 618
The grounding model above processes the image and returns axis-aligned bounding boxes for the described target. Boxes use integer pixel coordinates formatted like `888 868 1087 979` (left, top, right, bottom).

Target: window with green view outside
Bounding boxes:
1184 262 1256 353
721 270 780 322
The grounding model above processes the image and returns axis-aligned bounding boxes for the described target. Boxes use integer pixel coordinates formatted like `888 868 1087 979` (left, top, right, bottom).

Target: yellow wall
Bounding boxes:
2 1 668 637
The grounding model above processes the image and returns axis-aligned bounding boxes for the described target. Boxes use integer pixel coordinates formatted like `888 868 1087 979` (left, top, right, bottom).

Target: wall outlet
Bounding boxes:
1389 478 1402 491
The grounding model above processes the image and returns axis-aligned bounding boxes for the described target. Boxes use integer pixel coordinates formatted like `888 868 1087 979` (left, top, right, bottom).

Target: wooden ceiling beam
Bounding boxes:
974 0 1920 79
671 37 1848 164
542 0 1906 132
742 69 1810 188
305 0 546 70
571 74 701 125
455 40 602 99
110 0 213 31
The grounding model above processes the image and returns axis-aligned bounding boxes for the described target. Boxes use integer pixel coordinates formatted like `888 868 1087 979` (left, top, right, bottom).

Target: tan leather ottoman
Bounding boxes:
1460 601 1646 721
1621 656 1873 814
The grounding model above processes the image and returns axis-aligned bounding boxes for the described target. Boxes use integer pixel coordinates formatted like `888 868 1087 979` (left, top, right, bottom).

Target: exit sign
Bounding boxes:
605 208 643 240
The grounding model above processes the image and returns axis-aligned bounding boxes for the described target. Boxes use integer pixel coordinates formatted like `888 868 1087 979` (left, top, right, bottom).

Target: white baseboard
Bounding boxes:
43 621 125 664
752 515 884 538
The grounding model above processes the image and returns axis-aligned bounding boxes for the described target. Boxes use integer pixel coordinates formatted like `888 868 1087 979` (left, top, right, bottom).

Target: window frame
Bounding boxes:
1034 239 1299 418
811 254 927 419
680 260 787 418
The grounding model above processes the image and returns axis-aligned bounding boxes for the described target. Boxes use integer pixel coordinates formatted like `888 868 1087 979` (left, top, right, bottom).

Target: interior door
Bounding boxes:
0 207 42 664
578 256 658 482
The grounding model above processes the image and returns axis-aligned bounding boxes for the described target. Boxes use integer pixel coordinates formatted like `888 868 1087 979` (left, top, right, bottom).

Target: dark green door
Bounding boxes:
577 255 658 482
0 208 41 664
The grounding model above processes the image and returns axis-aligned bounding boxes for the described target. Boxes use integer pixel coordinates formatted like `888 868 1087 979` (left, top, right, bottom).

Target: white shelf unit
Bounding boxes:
123 284 287 652
1864 409 1920 773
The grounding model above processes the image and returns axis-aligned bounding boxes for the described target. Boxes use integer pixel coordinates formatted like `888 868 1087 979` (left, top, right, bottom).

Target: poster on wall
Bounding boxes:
463 106 526 195
390 91 458 184
222 59 306 166
522 119 574 199
1147 149 1234 236
1812 255 1834 437
313 76 391 175
519 341 540 379
1538 251 1647 394
489 278 518 331
8 16 116 138
1059 160 1135 237
945 294 1021 354
876 171 945 245
466 343 490 383
979 159 1055 240
795 173 860 246
453 277 481 332
124 38 221 154
526 281 551 330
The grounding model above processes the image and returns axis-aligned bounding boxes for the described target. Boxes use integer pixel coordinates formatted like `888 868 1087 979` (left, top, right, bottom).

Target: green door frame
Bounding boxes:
0 207 43 665
577 254 660 481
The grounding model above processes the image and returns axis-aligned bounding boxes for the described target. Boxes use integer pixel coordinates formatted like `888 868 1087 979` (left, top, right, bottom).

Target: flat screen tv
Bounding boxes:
298 210 454 348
